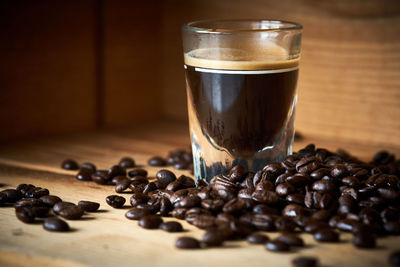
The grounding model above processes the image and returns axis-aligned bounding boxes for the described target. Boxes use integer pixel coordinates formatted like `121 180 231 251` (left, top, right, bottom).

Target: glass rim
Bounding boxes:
182 19 303 34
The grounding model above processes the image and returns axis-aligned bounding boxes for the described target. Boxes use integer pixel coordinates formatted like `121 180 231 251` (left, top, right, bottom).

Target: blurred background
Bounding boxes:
0 0 399 148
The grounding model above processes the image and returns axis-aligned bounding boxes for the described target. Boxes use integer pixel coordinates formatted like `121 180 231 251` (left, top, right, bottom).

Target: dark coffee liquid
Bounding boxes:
185 65 298 158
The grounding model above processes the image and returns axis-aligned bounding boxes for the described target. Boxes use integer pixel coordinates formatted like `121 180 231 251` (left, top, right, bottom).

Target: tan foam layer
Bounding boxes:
184 47 299 70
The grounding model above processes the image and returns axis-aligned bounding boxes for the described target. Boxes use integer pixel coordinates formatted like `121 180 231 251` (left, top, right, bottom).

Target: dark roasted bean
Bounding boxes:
40 195 62 207
286 173 311 187
353 232 376 248
91 170 109 185
53 202 75 214
252 190 280 204
336 219 361 232
156 169 176 184
138 215 163 229
43 217 70 232
58 205 84 220
276 183 295 196
384 221 400 235
32 206 50 217
342 176 361 188
106 195 126 208
176 195 201 209
202 228 226 247
61 159 79 170
25 187 49 198
330 164 348 178
229 165 247 183
292 256 318 267
274 217 297 232
128 168 148 178
276 232 304 246
119 157 135 168
265 240 290 252
0 192 6 204
246 233 269 244
78 200 100 212
1 189 22 203
173 161 188 170
252 213 275 231
115 179 132 193
108 165 126 179
175 237 200 249
304 220 330 233
160 197 173 216
76 169 93 181
125 208 150 220
14 198 43 208
296 156 321 174
159 221 183 232
312 180 337 193
286 194 305 205
130 192 149 207
80 162 96 173
135 203 159 214
310 168 330 180
148 156 167 166
313 229 339 242
15 207 36 223
172 208 187 219
283 204 304 218
143 182 158 195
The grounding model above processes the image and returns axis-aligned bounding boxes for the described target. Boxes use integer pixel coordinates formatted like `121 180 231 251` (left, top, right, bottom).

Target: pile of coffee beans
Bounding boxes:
55 147 400 266
0 184 100 232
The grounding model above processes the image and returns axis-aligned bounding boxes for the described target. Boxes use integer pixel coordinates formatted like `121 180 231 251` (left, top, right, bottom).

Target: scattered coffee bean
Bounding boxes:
61 159 79 170
58 205 84 220
106 195 126 208
80 162 96 173
53 202 75 214
14 198 43 208
76 170 93 181
265 240 290 252
175 237 200 249
125 208 151 220
40 195 62 207
119 157 135 168
159 221 183 232
156 170 177 184
78 200 100 212
15 207 36 223
202 228 226 247
128 168 148 178
276 233 304 247
292 256 318 267
313 229 339 242
43 217 70 232
108 165 126 179
353 232 376 248
138 215 163 229
246 233 269 244
1 189 21 203
148 156 167 166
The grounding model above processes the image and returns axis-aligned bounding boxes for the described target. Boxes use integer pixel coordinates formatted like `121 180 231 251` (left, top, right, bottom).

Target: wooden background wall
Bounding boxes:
1 0 400 148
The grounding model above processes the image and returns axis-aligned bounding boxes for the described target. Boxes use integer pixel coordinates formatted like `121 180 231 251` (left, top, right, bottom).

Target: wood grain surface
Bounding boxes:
0 120 399 267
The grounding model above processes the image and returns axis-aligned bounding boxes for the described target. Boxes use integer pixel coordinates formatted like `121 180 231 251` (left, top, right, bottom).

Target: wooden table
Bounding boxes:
0 120 399 267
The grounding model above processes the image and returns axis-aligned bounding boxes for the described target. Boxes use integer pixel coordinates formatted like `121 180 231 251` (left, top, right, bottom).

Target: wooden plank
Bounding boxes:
0 0 98 142
159 0 400 147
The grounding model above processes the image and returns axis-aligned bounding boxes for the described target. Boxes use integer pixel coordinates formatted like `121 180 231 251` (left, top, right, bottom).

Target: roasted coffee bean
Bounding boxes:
275 173 290 185
135 203 159 214
61 159 79 170
201 199 224 212
129 192 149 207
173 161 188 170
91 170 109 185
129 183 146 193
229 165 247 183
128 168 148 178
142 182 158 195
177 195 201 209
159 221 183 232
312 209 332 222
252 213 275 231
283 204 304 218
119 157 135 168
255 180 274 192
40 195 62 207
76 169 93 181
43 217 70 232
336 219 361 232
276 233 304 246
160 197 173 216
312 180 337 193
265 240 290 252
58 205 84 220
276 183 295 197
78 200 100 212
330 164 348 178
252 191 280 204
310 168 330 180
106 195 126 208
384 221 400 234
129 175 149 185
353 232 376 248
14 198 43 208
246 233 269 244
202 228 226 247
222 198 252 214
274 217 296 232
1 189 22 203
125 208 150 220
148 156 167 166
175 237 200 249
15 207 36 223
378 188 400 201
108 165 126 179
25 187 49 198
304 220 330 233
16 184 35 195
32 206 50 217
156 170 176 184
342 176 361 188
389 251 400 266
286 173 311 187
53 202 75 214
296 156 321 174
252 204 279 215
111 175 127 185
138 215 163 229
313 229 339 242
189 214 216 229
172 208 187 219
80 162 96 173
292 256 318 267
115 179 132 193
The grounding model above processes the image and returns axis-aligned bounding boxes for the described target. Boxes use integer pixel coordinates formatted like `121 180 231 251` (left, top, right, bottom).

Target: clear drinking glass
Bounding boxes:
182 19 302 183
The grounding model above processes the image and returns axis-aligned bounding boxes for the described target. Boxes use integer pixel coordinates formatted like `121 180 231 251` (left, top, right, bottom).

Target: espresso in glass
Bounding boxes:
182 20 302 182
